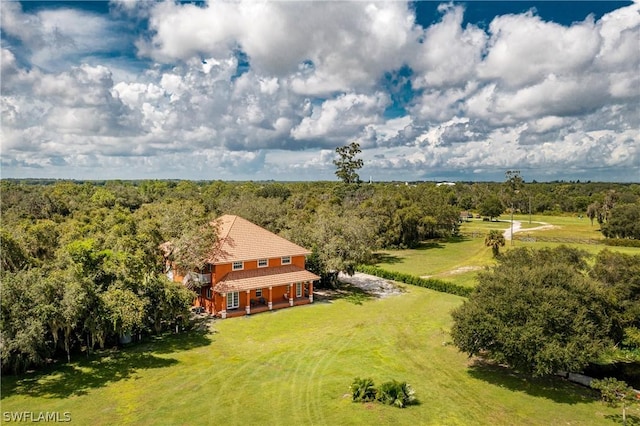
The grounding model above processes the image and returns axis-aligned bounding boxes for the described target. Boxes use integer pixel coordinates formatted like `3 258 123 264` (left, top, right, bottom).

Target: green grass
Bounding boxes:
374 237 494 281
1 287 632 425
375 215 640 288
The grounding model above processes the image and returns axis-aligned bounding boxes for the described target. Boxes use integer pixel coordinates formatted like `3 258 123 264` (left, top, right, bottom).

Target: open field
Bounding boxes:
2 285 632 426
375 215 640 287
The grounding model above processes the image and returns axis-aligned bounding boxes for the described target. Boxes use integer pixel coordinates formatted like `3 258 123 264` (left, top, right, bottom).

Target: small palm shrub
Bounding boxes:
350 377 377 402
377 380 416 408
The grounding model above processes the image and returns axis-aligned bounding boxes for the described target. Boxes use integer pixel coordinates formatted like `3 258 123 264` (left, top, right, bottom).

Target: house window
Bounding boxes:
296 282 302 298
256 288 262 297
281 256 291 265
258 259 268 268
232 261 244 271
226 292 239 309
206 287 212 299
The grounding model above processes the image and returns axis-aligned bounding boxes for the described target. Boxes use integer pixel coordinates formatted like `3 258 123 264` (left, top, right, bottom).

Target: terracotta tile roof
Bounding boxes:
214 265 320 293
208 215 312 264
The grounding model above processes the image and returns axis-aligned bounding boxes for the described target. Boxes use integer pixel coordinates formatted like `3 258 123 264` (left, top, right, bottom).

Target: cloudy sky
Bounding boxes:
1 1 639 182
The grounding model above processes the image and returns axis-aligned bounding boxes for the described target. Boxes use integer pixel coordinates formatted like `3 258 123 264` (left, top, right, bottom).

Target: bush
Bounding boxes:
604 238 640 248
356 265 472 297
377 380 416 408
350 377 377 402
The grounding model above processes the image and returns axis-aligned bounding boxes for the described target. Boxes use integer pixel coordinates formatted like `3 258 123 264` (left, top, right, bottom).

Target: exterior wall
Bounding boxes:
291 255 306 268
172 253 313 316
193 286 216 313
212 254 308 284
212 263 232 284
270 284 289 302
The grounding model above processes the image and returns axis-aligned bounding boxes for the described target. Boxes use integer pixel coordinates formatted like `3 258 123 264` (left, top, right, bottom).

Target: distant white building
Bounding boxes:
436 182 456 187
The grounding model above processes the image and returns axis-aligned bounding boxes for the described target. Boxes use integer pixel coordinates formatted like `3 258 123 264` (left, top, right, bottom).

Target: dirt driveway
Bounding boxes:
337 272 404 298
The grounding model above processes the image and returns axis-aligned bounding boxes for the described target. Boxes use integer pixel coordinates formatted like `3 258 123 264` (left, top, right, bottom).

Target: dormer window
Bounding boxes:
232 261 244 271
281 256 291 265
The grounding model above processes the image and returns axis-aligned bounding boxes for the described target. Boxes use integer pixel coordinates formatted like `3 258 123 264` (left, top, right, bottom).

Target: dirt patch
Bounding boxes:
421 265 482 279
337 272 405 298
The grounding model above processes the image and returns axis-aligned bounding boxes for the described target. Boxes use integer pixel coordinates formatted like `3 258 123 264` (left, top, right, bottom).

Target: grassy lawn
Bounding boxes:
1 287 630 425
374 237 494 282
374 215 640 288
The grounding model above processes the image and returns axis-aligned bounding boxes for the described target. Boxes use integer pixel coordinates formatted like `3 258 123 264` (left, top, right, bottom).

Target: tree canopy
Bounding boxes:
451 246 616 376
334 142 364 184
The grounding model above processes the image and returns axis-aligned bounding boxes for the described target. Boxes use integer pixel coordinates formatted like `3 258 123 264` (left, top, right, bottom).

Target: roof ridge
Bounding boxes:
210 214 312 264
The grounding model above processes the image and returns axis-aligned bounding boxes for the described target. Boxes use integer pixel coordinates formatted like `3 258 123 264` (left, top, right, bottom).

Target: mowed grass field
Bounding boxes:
3 214 639 425
1 286 631 425
375 214 640 287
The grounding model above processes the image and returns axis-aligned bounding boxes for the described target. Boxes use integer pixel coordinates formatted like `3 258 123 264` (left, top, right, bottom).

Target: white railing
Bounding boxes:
190 272 212 284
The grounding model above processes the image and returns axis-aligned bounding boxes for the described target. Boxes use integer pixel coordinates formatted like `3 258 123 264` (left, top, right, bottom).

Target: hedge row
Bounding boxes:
604 238 640 248
356 265 473 297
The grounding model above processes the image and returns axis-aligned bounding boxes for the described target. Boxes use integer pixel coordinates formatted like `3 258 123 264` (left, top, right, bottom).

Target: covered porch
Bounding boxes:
214 265 319 319
224 297 312 318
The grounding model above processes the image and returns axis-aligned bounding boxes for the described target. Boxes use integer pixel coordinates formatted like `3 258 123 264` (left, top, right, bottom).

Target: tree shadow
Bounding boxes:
467 359 599 405
1 330 213 399
415 242 446 250
604 414 640 425
313 282 377 305
136 327 213 355
371 252 402 264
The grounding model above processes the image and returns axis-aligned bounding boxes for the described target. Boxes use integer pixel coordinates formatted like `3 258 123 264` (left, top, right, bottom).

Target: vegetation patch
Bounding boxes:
350 377 417 408
356 265 472 297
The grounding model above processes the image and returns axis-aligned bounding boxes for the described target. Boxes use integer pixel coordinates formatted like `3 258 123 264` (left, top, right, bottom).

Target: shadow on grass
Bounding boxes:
605 414 640 425
467 359 599 405
414 237 470 250
372 252 402 264
1 330 212 400
313 283 377 305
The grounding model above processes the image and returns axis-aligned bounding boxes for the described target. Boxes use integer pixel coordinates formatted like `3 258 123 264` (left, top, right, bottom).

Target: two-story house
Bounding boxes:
170 215 320 318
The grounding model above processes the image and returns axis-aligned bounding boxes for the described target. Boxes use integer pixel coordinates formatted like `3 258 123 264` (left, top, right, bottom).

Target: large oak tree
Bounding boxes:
451 246 615 376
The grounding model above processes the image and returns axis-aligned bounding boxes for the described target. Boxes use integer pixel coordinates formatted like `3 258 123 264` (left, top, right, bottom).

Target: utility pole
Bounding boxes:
505 170 523 247
510 192 518 246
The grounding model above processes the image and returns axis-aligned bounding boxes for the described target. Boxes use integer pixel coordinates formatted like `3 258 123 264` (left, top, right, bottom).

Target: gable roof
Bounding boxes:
214 265 320 293
208 215 312 264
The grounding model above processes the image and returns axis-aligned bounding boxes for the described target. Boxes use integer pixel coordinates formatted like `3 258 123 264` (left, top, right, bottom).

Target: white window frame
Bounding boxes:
256 288 262 297
296 282 302 298
281 256 291 265
232 261 244 271
226 292 239 309
258 259 268 268
206 287 212 299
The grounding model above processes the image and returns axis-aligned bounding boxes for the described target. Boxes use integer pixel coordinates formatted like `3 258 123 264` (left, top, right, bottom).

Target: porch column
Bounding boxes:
268 286 273 310
289 283 294 307
221 293 227 319
245 290 251 315
308 281 314 303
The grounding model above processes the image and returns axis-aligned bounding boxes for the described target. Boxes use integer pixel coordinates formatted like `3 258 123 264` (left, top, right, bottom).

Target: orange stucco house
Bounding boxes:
169 215 320 318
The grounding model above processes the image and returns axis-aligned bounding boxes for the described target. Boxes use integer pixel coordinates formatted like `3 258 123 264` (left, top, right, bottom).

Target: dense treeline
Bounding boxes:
1 179 638 373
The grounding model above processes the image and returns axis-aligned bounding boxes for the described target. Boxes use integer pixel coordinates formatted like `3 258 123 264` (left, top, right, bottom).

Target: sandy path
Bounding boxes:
503 220 555 240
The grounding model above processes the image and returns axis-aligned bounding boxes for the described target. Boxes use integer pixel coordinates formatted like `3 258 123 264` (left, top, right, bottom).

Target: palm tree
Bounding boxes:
485 230 506 257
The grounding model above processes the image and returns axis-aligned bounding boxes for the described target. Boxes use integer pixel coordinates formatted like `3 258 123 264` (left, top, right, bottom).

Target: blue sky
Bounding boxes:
1 1 638 182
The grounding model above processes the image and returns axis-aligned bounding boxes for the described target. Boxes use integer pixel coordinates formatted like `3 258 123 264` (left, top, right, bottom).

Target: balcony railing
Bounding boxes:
190 272 212 284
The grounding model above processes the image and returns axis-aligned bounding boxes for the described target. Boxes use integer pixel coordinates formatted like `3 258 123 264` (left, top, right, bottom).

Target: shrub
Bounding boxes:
604 238 640 248
377 380 416 408
350 377 377 402
355 265 472 297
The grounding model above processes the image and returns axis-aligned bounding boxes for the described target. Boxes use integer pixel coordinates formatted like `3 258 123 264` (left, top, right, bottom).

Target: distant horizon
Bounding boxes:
2 1 638 182
3 177 639 185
